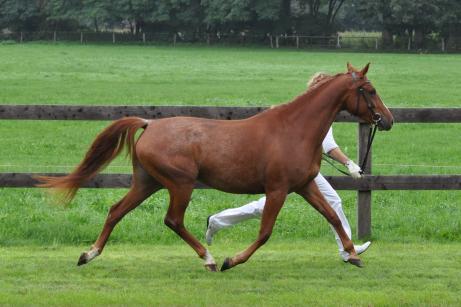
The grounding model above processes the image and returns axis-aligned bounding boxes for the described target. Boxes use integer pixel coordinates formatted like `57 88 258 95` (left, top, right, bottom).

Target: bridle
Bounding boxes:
323 72 386 176
351 72 382 174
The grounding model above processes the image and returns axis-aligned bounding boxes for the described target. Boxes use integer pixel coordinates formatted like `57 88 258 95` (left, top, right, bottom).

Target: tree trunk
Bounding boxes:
129 21 134 34
94 18 99 32
135 20 143 34
447 24 461 51
278 0 292 33
382 29 393 48
414 28 424 49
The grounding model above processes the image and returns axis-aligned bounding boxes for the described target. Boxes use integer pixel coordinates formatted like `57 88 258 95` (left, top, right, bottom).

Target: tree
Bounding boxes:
436 0 461 49
0 0 48 31
353 0 445 49
46 0 83 30
299 0 346 34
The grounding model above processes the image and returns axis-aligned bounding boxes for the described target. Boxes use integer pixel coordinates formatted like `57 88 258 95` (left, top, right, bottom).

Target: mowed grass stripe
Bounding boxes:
1 43 460 106
1 242 460 306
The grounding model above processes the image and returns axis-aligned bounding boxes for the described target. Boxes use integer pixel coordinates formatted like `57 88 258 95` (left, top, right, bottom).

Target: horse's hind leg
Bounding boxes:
164 184 217 272
77 166 161 266
296 180 362 267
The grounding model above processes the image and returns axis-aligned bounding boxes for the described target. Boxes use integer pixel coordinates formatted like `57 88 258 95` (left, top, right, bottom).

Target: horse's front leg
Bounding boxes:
221 189 287 271
296 180 363 267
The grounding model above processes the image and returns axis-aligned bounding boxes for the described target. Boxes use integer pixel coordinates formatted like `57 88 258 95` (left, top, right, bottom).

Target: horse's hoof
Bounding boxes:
205 263 218 272
77 252 88 266
348 258 364 268
221 257 233 271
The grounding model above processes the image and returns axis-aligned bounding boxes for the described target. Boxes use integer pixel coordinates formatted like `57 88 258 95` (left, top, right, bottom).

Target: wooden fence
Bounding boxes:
1 105 460 238
2 31 459 52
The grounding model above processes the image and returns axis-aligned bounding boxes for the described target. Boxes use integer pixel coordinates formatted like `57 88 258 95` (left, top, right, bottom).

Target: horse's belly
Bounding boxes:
197 169 265 194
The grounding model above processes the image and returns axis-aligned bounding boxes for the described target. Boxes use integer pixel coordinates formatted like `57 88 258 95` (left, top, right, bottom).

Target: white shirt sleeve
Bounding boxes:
322 127 339 153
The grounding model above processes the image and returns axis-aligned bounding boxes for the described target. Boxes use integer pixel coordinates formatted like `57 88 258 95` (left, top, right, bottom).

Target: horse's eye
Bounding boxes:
369 89 376 96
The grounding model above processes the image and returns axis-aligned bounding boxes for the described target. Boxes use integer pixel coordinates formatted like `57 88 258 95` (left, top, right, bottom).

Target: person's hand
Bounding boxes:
345 160 362 179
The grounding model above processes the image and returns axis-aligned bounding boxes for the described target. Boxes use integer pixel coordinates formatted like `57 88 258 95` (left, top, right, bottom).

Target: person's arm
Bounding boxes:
327 147 362 178
322 127 362 178
327 147 349 165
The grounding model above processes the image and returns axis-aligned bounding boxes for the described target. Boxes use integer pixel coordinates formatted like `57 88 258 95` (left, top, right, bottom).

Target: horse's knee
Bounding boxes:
258 231 272 245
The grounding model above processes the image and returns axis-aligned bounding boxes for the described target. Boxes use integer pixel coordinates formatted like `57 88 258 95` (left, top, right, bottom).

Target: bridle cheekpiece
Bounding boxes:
350 71 382 174
351 72 382 125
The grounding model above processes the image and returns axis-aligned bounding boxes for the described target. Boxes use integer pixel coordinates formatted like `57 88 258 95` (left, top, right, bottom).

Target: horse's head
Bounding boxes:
343 63 394 131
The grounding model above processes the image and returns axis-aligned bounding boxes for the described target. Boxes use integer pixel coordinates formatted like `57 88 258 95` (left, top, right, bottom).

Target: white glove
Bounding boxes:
345 160 362 179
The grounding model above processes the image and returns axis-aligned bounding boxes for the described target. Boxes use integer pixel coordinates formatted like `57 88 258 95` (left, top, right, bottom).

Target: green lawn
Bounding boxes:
0 43 460 107
1 242 460 306
0 43 460 305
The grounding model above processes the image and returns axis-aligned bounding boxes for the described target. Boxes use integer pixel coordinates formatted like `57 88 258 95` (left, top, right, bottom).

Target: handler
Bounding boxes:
205 73 371 262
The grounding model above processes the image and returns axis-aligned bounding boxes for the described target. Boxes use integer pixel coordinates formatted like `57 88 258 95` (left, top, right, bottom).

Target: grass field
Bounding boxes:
0 43 460 305
1 242 461 306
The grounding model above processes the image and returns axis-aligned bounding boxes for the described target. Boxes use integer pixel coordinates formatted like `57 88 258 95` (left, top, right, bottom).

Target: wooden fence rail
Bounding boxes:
1 173 460 190
1 105 461 239
1 105 461 122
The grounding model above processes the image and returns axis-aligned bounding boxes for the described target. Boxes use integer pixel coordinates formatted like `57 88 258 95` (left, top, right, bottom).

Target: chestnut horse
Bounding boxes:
38 63 393 272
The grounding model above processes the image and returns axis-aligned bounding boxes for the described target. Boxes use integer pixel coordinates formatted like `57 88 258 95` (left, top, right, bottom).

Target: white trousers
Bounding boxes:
208 173 352 252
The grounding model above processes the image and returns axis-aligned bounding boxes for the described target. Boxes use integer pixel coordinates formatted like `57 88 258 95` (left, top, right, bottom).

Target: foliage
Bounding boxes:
0 0 48 31
351 0 461 48
0 0 351 35
1 0 460 46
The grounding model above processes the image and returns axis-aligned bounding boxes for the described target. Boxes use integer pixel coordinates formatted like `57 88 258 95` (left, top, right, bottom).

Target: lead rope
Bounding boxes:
322 123 378 177
359 124 378 175
322 154 351 176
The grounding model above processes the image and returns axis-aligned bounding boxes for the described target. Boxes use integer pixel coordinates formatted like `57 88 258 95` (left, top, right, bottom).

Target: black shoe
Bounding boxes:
207 215 211 228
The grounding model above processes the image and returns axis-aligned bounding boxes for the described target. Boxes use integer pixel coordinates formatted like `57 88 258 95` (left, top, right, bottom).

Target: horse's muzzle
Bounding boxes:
377 116 393 131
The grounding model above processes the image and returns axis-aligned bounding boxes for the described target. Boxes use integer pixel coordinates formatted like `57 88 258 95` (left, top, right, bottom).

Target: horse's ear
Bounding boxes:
361 63 370 75
347 62 354 72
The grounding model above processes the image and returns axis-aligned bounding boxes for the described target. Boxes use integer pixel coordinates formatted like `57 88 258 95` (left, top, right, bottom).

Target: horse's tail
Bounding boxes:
36 117 149 202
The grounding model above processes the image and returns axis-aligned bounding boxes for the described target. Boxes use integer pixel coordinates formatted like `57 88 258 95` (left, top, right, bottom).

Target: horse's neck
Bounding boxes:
281 77 347 148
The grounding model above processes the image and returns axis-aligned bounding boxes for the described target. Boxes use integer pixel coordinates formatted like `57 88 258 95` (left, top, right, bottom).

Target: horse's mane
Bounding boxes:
306 72 336 91
267 72 342 112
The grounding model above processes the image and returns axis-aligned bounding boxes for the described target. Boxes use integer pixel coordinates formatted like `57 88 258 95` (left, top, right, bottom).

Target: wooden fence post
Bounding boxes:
80 31 83 44
357 123 372 239
441 38 445 52
20 32 23 43
173 33 177 47
112 32 115 44
375 38 378 50
336 34 341 48
142 32 146 44
275 35 279 48
296 36 299 49
269 35 273 48
53 31 57 43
